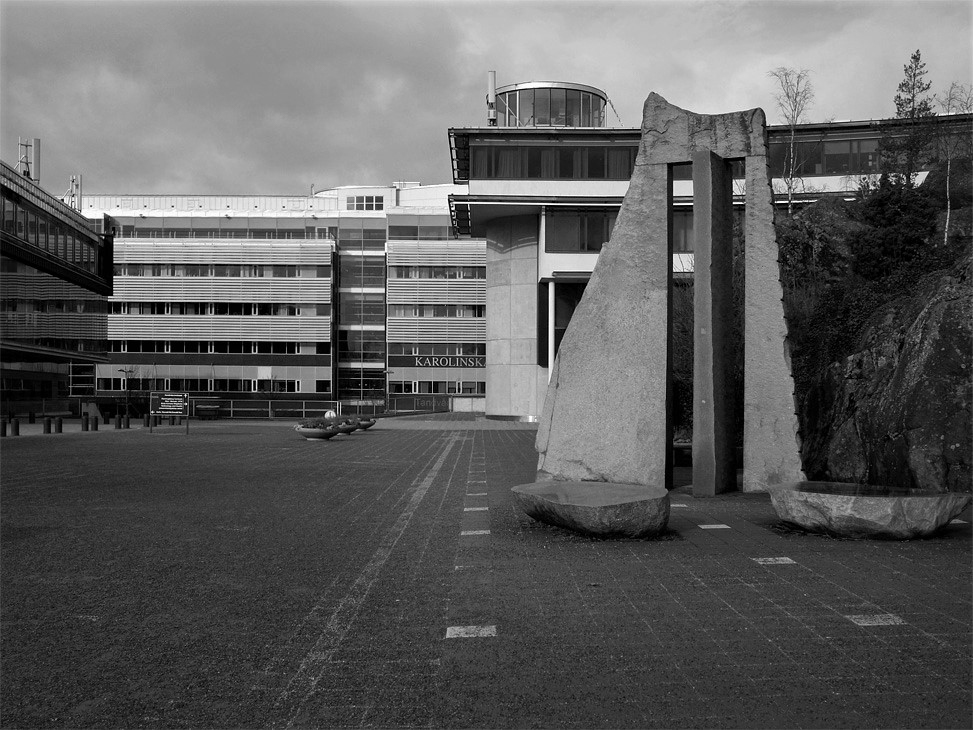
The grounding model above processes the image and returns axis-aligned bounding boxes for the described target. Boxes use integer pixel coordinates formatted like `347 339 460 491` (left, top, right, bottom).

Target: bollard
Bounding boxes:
124 415 130 429
153 415 160 427
114 414 121 429
104 414 111 425
143 414 150 427
91 417 99 431
28 411 36 424
55 417 62 433
11 418 20 436
43 417 51 434
82 414 89 432
169 416 175 426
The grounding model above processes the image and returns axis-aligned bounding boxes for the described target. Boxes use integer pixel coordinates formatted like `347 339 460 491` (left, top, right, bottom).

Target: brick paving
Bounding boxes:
1 416 969 728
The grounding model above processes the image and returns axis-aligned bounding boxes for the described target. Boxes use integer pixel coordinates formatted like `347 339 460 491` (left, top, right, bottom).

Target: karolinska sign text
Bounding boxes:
388 356 486 368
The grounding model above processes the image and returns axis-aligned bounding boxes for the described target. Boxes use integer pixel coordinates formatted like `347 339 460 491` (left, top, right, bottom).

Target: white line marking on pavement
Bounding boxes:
463 507 489 512
445 625 497 638
951 519 969 524
699 524 731 529
265 431 463 729
671 503 688 508
845 614 905 626
460 530 490 536
752 557 796 565
468 492 487 496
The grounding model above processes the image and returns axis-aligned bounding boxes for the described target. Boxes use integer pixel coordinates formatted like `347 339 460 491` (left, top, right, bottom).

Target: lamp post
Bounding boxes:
118 368 134 417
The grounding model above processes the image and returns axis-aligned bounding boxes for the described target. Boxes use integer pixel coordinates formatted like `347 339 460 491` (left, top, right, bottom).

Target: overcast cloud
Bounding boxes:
2 0 971 196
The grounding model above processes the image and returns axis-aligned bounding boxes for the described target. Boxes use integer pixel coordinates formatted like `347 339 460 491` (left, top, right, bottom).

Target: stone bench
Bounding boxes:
511 481 670 538
769 481 971 539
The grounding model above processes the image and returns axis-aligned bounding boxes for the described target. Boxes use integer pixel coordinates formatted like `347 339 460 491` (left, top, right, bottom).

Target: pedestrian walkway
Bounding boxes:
1 416 969 728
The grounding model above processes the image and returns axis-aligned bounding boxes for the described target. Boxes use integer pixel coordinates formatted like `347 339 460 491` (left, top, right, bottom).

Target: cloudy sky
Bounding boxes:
2 0 970 196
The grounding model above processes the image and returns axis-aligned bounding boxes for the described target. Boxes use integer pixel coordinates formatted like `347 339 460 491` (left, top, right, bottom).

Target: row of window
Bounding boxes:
471 145 637 180
98 378 311 393
388 266 485 280
542 208 696 253
346 195 384 211
467 136 916 182
109 340 329 354
387 225 454 240
114 264 330 278
387 304 485 318
116 227 334 240
110 302 329 316
389 381 486 395
495 87 606 128
2 298 106 314
546 209 618 253
1 193 101 273
387 342 485 356
769 139 880 177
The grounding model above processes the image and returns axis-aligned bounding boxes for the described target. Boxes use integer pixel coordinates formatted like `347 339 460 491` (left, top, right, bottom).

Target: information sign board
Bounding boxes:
150 392 189 416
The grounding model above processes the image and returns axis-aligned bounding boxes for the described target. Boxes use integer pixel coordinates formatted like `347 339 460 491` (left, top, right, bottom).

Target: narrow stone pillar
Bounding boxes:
692 150 736 496
743 154 806 491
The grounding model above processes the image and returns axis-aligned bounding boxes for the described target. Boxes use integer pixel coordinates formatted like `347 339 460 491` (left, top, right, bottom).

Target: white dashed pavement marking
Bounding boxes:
846 614 905 626
446 625 497 638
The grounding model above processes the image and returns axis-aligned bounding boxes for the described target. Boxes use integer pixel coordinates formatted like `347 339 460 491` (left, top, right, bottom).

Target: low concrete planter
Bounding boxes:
769 481 971 539
294 426 338 440
511 481 670 538
357 418 377 430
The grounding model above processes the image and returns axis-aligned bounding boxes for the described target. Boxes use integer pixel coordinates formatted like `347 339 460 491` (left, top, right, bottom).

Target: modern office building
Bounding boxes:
449 77 973 420
77 76 970 419
1 158 113 414
81 183 486 413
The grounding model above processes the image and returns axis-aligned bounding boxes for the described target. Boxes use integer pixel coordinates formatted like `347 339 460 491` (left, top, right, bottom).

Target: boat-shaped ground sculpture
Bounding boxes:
511 481 670 539
769 482 971 539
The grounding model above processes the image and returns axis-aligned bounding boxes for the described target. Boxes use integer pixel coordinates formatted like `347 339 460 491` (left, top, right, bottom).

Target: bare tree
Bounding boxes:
934 82 973 247
769 67 815 215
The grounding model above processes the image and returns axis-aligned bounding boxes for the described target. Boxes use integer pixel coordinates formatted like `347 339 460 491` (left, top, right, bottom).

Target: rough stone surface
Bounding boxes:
769 481 972 539
536 92 804 494
801 259 972 493
743 150 806 492
511 481 670 538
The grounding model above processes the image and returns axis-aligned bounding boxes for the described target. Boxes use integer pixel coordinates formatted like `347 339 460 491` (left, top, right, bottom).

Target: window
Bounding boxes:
672 210 694 253
345 195 384 211
546 209 618 252
470 145 637 180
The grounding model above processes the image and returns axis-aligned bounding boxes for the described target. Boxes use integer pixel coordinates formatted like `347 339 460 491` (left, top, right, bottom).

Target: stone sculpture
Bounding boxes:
769 482 971 539
534 93 804 499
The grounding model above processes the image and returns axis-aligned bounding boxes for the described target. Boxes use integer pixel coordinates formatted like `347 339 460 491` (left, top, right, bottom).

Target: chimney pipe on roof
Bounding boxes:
487 71 497 126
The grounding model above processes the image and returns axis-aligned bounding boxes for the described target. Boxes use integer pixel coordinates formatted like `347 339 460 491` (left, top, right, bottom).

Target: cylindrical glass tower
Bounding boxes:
492 81 608 128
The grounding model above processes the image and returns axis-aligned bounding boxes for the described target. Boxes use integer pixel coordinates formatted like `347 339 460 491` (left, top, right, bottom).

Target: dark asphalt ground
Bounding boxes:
1 417 970 729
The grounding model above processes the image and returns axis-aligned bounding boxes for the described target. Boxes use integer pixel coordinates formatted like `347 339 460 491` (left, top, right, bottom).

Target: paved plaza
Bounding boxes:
1 416 970 729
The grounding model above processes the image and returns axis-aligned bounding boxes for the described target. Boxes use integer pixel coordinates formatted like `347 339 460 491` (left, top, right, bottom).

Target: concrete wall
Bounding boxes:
485 215 541 420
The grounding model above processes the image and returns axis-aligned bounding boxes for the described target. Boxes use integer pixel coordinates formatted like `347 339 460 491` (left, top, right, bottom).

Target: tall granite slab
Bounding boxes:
692 150 736 496
536 92 805 494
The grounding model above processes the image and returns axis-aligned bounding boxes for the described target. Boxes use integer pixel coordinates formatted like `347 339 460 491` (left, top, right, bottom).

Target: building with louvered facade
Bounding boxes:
81 183 487 412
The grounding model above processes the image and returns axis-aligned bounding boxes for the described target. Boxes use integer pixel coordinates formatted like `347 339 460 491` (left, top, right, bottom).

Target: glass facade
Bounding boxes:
471 145 637 180
496 85 607 128
1 161 112 410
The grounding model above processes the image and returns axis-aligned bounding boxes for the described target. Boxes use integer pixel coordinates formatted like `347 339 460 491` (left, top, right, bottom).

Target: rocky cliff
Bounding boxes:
800 257 972 492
